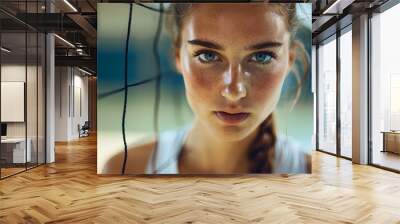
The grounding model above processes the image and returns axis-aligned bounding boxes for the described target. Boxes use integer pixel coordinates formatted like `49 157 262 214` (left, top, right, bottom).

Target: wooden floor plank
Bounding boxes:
0 134 399 223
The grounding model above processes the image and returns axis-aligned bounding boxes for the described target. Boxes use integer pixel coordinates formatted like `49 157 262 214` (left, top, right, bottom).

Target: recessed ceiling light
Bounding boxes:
322 0 355 15
63 0 78 12
1 47 11 53
78 67 93 76
54 34 75 48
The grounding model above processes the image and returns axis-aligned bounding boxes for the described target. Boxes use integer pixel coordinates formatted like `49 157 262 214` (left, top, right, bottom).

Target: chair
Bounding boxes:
79 121 90 138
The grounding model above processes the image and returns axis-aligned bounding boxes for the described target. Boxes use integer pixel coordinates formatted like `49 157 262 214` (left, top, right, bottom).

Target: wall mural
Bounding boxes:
97 2 313 174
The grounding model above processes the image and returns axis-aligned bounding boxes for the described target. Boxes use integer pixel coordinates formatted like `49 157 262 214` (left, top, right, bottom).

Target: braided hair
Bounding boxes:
247 114 276 173
166 2 308 173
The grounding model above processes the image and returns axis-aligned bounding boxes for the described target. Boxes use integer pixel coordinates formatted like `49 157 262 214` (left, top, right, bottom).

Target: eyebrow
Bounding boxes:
187 39 224 50
187 39 283 51
246 41 283 50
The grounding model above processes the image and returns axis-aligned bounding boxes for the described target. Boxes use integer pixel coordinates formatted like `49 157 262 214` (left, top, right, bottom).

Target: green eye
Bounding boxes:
198 52 219 63
251 52 273 64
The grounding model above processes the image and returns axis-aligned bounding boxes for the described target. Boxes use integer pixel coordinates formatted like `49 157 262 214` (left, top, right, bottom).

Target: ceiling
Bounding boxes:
312 0 391 44
1 0 97 73
0 0 396 74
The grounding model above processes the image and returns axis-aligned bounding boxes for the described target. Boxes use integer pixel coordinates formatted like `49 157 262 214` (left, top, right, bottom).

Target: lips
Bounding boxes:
215 111 250 125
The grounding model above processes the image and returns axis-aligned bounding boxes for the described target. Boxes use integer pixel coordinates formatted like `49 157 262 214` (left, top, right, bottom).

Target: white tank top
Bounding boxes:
145 125 310 174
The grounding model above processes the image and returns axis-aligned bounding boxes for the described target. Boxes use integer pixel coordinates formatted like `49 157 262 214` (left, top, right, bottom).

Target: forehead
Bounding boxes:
181 3 290 45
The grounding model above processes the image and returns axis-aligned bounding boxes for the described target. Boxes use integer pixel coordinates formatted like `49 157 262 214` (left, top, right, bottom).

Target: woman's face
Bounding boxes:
175 3 296 141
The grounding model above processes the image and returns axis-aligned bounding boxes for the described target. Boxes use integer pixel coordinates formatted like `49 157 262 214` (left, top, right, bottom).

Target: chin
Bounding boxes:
208 119 257 142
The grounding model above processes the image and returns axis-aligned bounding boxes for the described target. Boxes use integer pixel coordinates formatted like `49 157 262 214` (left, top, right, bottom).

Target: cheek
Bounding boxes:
249 62 288 107
180 55 221 109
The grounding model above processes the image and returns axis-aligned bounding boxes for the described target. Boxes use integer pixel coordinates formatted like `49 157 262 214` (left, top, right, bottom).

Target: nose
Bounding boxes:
220 64 247 102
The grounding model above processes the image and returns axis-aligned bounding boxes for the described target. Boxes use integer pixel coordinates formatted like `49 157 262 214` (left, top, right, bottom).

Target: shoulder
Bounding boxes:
102 138 156 174
102 127 187 174
147 127 189 174
273 136 311 173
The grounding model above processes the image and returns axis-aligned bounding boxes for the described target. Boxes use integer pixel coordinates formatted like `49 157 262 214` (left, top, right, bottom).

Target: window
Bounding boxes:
317 36 337 154
370 2 400 171
339 28 352 158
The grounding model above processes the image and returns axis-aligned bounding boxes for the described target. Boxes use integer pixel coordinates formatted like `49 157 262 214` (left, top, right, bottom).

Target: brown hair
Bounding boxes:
166 3 309 173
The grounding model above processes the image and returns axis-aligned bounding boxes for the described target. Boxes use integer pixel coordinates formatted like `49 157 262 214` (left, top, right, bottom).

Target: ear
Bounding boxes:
175 50 183 74
288 43 297 71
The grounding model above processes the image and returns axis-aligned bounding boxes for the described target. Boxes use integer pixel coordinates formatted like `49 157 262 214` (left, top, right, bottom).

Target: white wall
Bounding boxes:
1 65 27 143
1 65 40 138
55 67 69 141
1 63 46 163
1 82 25 122
72 72 89 138
54 67 89 141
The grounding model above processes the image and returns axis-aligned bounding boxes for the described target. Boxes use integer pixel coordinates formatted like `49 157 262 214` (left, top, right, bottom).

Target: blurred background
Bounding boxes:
97 3 313 171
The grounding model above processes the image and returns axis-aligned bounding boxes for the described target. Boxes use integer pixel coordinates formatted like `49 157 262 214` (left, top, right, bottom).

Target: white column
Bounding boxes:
46 1 55 163
352 14 369 164
46 33 55 163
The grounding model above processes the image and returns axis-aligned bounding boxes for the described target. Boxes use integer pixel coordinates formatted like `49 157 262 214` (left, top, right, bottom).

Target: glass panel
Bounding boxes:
26 0 40 169
340 29 352 158
38 32 45 165
371 4 400 171
0 1 46 178
0 15 2 178
27 31 38 169
1 30 28 177
318 37 337 154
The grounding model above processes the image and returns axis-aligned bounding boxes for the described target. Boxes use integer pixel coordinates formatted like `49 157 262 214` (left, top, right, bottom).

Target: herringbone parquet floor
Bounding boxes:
1 134 400 224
